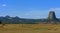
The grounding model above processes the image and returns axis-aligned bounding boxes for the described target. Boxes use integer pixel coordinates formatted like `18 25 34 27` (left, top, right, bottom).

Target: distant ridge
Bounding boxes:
0 11 60 24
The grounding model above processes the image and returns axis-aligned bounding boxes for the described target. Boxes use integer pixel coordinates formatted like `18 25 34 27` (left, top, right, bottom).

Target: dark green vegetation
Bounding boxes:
0 15 60 24
0 11 60 24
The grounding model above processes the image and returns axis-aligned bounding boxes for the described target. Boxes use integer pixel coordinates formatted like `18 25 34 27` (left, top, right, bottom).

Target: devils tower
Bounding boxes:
48 11 58 23
48 11 57 20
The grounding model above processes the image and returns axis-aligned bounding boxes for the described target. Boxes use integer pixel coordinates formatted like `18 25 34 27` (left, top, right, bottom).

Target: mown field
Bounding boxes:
0 24 60 33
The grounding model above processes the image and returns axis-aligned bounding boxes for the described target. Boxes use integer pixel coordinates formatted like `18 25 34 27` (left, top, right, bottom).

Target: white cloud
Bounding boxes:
2 4 6 6
50 8 60 13
49 8 60 11
23 10 50 19
21 8 60 19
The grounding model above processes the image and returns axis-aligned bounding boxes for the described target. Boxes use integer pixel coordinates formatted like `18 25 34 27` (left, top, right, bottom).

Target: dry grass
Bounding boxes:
0 24 21 33
0 24 60 33
21 24 60 33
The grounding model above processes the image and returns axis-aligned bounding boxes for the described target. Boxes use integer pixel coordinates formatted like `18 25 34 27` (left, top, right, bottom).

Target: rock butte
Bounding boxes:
48 11 58 23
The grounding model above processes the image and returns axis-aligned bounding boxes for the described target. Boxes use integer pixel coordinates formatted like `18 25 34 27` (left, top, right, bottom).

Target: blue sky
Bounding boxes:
0 0 60 19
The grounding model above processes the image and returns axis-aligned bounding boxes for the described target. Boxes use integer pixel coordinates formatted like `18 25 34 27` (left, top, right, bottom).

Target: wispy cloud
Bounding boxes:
49 8 60 11
49 8 60 13
23 10 50 19
22 8 60 19
1 7 60 19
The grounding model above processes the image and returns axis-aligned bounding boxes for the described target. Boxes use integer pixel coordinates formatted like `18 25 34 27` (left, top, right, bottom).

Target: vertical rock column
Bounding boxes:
48 11 57 23
48 11 57 20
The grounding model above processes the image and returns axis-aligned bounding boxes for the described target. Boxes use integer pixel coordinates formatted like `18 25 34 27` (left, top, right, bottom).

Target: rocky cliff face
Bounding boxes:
48 11 58 23
48 11 57 20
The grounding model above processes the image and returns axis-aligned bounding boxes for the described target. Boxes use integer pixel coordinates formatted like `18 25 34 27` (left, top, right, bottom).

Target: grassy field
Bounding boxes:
0 24 20 33
22 24 60 33
0 24 60 33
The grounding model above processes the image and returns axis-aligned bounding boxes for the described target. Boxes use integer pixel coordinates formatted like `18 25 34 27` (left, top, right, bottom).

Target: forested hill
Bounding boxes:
0 16 60 24
0 16 41 24
0 11 60 24
0 16 39 24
